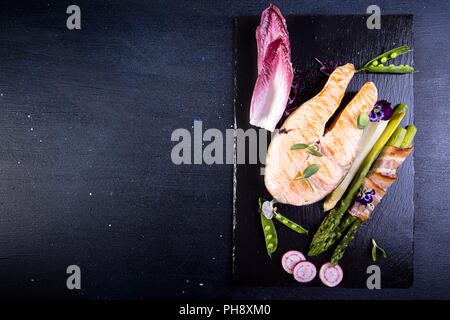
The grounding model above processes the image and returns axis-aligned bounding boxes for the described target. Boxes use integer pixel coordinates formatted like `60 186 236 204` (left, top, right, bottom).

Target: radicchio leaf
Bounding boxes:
256 4 290 75
250 38 293 132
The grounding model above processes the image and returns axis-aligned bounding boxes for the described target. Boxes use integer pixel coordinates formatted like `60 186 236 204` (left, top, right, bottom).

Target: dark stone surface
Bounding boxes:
233 14 414 288
0 0 448 299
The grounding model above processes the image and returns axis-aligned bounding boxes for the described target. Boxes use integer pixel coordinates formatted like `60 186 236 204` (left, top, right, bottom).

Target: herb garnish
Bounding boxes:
290 142 323 157
293 164 319 192
371 238 387 261
290 143 309 150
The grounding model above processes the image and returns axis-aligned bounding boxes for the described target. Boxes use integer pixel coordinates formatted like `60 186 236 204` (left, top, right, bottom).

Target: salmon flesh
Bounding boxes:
264 63 378 206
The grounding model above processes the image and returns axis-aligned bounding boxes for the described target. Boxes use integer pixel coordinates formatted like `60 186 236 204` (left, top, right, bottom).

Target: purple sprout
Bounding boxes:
284 69 314 117
314 57 338 76
356 189 376 207
369 100 393 122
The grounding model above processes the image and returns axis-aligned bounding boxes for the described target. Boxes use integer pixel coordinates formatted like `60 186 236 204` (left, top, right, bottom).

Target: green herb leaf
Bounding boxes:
293 164 319 193
305 178 314 192
290 143 309 150
306 147 323 157
293 164 319 180
301 164 319 179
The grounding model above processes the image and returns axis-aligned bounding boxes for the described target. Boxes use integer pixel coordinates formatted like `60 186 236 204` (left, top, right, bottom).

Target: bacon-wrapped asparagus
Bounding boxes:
348 143 414 222
308 104 408 256
330 125 416 266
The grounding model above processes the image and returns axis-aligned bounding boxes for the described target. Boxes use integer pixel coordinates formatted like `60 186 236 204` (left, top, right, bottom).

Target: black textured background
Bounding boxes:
0 0 448 299
233 15 414 288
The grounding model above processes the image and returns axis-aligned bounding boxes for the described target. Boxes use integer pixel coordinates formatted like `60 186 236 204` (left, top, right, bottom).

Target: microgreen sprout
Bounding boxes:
371 238 388 261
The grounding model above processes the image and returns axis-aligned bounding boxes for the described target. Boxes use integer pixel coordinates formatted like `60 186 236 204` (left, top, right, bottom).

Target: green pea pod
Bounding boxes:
274 211 308 234
361 46 410 69
258 198 278 256
360 64 414 74
261 213 278 256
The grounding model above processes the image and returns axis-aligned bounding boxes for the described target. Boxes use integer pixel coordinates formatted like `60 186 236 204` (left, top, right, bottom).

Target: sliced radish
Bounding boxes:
319 262 343 287
293 261 316 283
281 250 306 274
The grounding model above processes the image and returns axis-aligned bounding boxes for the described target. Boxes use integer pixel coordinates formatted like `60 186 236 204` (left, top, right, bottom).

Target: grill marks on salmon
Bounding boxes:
265 63 378 206
322 81 378 169
348 145 414 221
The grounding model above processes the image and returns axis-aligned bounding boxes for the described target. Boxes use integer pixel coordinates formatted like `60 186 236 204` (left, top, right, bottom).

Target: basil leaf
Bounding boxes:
306 147 323 157
290 143 309 150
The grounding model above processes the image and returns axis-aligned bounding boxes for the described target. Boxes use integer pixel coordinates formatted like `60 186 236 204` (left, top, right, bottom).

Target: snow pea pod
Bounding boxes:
362 46 409 68
258 198 278 256
360 64 414 74
260 213 278 256
274 209 308 234
358 46 413 73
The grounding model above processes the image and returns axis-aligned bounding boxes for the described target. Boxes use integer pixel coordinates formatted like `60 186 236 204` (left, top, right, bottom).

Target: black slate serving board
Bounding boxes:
232 15 414 288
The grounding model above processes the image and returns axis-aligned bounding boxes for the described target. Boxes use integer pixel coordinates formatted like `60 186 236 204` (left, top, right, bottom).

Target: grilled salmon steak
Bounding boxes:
265 63 378 206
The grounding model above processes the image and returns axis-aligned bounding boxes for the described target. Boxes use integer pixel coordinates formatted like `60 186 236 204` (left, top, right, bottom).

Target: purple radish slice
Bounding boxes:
319 262 343 287
281 250 306 274
293 261 317 283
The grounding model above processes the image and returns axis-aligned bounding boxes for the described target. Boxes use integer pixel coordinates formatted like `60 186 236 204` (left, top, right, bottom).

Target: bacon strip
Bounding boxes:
348 145 414 221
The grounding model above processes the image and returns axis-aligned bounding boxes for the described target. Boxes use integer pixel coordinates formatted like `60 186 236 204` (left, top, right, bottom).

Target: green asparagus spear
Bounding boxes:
387 126 406 148
400 125 417 148
328 124 417 265
330 219 362 266
308 104 408 256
